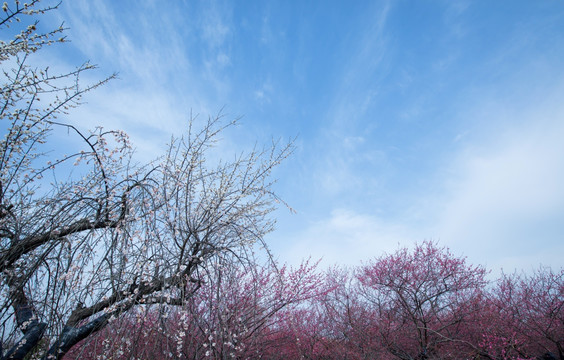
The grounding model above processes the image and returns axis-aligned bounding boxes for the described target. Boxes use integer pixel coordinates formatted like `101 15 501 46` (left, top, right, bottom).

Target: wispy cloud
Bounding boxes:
308 2 391 199
51 0 237 160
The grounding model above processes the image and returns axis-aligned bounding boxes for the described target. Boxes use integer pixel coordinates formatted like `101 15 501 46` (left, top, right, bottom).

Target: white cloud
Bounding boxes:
260 15 273 45
253 80 274 105
201 7 230 48
431 99 564 274
276 209 416 268
216 53 230 67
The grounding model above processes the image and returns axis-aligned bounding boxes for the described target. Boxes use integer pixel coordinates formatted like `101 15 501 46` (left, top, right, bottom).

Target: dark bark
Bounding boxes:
0 217 122 273
42 315 111 360
2 287 47 360
2 322 46 360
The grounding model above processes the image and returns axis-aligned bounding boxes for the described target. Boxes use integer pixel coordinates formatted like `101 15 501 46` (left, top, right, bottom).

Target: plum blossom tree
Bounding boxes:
64 258 327 359
0 1 292 359
172 257 327 359
312 266 383 359
358 241 488 360
483 268 563 360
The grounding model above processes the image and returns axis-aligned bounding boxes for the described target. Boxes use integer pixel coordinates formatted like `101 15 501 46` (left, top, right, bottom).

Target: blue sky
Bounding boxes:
41 0 564 274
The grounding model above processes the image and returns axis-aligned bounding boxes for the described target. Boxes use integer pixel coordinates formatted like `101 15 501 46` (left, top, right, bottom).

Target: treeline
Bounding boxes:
66 241 563 360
